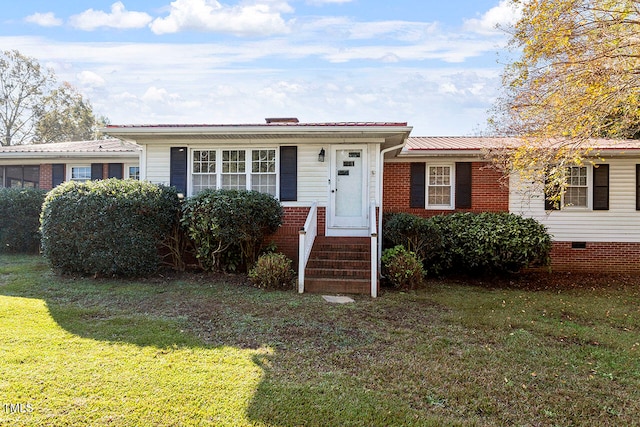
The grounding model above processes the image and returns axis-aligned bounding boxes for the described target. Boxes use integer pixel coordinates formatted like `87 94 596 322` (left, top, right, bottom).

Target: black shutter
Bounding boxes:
91 163 103 180
544 172 560 210
279 146 297 201
455 162 472 209
593 164 609 210
108 163 123 179
410 163 426 208
52 164 65 187
170 147 188 195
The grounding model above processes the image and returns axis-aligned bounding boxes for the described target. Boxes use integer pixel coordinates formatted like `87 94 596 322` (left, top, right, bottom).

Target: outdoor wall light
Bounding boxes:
318 148 325 162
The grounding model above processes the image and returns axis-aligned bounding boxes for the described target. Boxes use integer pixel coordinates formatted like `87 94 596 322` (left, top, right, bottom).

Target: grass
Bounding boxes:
0 255 639 426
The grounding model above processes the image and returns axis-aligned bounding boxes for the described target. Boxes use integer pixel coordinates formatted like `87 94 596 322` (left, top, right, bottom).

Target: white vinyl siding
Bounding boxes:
142 143 381 206
297 145 329 203
510 159 640 242
145 145 171 185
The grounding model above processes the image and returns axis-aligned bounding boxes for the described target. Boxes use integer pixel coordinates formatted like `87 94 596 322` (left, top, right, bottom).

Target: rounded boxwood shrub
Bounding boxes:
383 212 443 272
181 189 283 272
430 212 551 275
0 187 47 253
381 245 424 290
40 179 180 276
248 252 295 290
384 212 551 276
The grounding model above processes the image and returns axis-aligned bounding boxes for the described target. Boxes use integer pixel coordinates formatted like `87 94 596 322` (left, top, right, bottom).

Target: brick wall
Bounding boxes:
39 164 53 190
550 242 640 273
267 206 326 268
383 161 509 217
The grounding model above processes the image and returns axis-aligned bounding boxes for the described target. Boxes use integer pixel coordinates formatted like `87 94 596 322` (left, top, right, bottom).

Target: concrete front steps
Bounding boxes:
303 236 376 295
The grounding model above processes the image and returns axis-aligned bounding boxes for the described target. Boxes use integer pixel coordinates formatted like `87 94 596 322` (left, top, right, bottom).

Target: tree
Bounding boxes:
0 50 104 146
488 0 640 198
33 82 98 143
0 50 55 146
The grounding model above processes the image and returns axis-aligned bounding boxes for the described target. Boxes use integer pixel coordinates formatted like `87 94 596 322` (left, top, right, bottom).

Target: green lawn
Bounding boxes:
1 255 639 426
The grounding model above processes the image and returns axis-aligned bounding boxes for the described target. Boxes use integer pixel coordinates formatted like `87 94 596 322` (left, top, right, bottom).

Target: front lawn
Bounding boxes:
1 255 639 426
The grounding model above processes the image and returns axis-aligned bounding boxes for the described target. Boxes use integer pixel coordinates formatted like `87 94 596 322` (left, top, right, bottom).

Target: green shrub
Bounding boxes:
383 212 443 270
40 179 180 276
248 252 295 290
0 188 47 253
381 245 424 290
181 189 283 272
384 212 551 276
430 212 552 275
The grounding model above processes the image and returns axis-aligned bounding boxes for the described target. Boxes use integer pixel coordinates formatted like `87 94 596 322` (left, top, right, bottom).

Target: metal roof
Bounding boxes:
404 136 640 153
0 139 140 154
106 121 409 129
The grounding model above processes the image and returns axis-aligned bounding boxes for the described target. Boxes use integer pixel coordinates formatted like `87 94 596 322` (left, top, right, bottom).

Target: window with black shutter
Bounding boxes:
279 146 297 201
91 163 103 180
410 163 425 208
170 147 188 195
52 164 65 187
455 162 472 209
592 164 609 210
108 163 123 179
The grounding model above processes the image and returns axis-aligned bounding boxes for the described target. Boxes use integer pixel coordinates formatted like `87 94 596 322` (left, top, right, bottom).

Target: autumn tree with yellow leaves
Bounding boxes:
489 0 640 202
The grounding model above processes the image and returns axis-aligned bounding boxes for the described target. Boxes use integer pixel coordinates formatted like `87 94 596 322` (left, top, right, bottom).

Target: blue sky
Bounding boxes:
0 0 521 135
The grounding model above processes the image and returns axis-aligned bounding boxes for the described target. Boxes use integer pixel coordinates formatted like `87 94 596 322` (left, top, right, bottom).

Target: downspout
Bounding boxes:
377 143 407 268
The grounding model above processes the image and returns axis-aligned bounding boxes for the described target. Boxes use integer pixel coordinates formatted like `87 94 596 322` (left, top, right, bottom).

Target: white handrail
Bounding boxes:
298 202 318 293
369 201 378 298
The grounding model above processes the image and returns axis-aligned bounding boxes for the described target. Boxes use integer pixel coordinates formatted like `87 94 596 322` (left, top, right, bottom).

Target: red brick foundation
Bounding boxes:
550 241 640 274
268 206 326 268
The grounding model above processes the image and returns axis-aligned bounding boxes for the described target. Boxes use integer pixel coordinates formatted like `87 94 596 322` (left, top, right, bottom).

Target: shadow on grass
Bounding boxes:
0 255 441 426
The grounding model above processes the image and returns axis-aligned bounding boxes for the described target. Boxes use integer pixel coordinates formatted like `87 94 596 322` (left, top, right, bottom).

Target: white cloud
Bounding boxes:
69 2 153 31
149 0 293 36
142 86 174 103
464 0 522 34
77 71 106 88
24 12 62 27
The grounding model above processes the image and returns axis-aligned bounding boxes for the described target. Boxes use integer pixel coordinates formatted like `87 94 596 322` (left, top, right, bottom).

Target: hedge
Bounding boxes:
384 212 551 275
40 179 180 276
0 187 47 253
181 189 283 272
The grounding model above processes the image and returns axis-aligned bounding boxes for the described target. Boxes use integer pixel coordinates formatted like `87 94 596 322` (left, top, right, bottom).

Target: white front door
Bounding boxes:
328 145 368 235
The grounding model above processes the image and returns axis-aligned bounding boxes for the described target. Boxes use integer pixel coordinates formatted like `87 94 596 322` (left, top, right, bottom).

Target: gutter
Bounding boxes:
377 142 407 267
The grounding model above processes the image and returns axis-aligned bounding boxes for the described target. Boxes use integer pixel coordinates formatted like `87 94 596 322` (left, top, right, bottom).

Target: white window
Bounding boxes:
563 166 588 208
190 148 278 196
71 166 91 182
221 150 246 190
192 150 216 193
427 165 453 208
251 149 276 196
127 166 140 180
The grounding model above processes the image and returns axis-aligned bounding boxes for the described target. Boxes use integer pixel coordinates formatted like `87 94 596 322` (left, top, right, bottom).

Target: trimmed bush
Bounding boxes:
431 212 551 274
0 188 47 253
248 252 295 290
40 179 180 276
181 189 283 272
384 212 551 276
384 212 443 270
381 245 424 290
